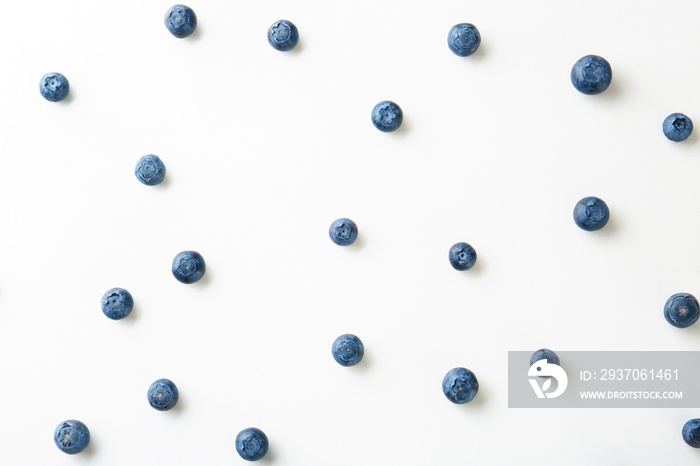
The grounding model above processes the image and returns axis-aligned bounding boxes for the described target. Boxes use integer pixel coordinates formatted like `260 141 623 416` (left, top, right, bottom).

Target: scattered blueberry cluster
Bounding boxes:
41 4 699 459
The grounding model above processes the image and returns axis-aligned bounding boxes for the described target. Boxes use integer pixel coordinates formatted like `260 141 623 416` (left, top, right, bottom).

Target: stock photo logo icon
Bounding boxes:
528 359 568 399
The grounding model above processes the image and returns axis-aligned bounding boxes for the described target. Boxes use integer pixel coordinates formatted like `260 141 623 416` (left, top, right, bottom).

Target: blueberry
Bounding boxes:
530 349 559 378
329 218 358 246
371 101 403 132
172 250 206 284
683 419 700 447
267 20 299 52
164 4 197 38
236 427 269 461
663 113 693 142
101 287 134 320
570 55 612 95
332 334 364 367
135 154 166 186
442 367 479 404
573 196 609 231
39 73 70 102
448 242 477 271
664 293 700 328
447 23 481 57
147 378 179 411
54 420 90 454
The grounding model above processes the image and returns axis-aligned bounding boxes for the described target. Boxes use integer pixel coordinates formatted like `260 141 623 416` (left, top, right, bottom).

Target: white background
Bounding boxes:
1 1 700 464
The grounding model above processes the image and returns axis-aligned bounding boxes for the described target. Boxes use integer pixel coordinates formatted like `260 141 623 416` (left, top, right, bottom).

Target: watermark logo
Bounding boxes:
510 351 699 408
528 359 568 399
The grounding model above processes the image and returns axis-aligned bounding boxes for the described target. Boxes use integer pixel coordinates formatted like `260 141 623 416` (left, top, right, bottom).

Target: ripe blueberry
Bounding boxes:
54 420 90 454
371 101 403 132
165 5 197 38
147 378 179 411
135 154 166 186
447 23 481 57
442 367 479 404
664 293 700 328
172 251 206 284
329 218 358 246
267 20 299 51
530 349 560 378
40 73 70 102
571 55 612 95
683 419 700 447
236 427 269 461
573 196 609 231
101 287 134 320
448 242 477 271
332 334 364 367
663 113 693 142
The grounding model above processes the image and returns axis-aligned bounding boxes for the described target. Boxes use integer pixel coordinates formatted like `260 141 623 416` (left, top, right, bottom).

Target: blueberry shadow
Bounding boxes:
258 445 277 463
169 393 185 417
600 76 621 100
349 234 366 251
464 41 488 62
463 385 487 409
288 37 304 55
676 317 700 337
464 257 484 276
187 24 202 42
121 304 139 326
194 269 212 287
677 127 698 146
80 433 97 458
60 90 75 105
595 214 618 238
157 173 172 189
391 118 410 138
352 351 372 373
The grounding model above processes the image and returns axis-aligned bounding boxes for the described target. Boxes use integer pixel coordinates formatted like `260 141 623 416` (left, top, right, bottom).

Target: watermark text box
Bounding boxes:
508 351 700 408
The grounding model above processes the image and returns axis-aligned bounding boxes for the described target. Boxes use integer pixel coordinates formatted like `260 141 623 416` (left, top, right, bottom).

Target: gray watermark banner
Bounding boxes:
508 351 700 408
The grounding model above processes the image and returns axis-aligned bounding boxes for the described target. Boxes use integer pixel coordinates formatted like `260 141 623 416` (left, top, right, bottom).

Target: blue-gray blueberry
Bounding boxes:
135 154 166 186
371 101 403 132
448 242 477 271
101 288 134 320
664 293 700 328
268 20 299 51
329 218 358 246
172 251 206 284
40 73 70 102
148 378 179 411
663 113 693 142
165 5 197 38
54 420 90 454
571 55 612 95
236 427 269 461
683 419 700 447
530 349 559 378
332 334 364 367
442 367 479 404
447 23 481 57
573 196 609 231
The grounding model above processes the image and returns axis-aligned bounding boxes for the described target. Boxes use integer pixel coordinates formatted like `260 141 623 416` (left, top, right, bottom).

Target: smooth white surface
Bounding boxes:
1 1 700 464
